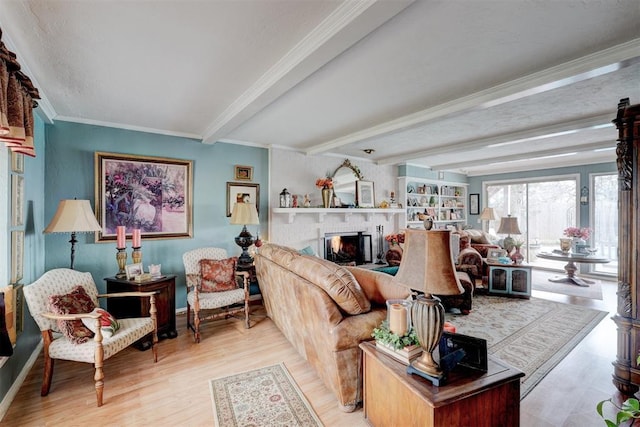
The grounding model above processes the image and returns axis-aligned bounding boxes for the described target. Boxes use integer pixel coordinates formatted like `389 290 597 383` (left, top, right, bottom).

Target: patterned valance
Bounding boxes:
0 27 40 157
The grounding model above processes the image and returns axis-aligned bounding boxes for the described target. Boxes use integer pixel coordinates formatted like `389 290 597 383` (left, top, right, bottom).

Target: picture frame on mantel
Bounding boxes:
356 180 375 208
94 152 193 242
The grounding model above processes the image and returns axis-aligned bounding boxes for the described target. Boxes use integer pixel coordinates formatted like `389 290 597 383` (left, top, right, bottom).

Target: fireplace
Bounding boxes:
324 232 372 265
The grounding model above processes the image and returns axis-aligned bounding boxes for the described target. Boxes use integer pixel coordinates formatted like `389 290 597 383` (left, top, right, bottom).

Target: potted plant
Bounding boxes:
597 355 640 426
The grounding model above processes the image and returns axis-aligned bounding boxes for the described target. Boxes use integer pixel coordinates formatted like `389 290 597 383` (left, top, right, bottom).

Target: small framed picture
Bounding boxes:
226 182 260 217
234 165 253 181
356 180 375 208
469 193 480 215
125 263 144 280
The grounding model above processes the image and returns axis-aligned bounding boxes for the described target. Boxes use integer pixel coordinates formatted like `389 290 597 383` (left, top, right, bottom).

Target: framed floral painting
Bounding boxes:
95 152 193 242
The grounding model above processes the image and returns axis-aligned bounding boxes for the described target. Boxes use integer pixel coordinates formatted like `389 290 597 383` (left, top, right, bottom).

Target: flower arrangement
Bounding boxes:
563 227 592 240
385 232 405 245
315 177 333 189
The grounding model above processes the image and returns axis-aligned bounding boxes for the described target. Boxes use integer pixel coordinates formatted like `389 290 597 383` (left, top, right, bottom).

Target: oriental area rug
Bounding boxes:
209 362 323 427
446 295 608 398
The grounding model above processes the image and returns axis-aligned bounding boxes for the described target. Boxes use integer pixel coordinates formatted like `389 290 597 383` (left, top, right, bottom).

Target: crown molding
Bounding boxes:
54 116 202 140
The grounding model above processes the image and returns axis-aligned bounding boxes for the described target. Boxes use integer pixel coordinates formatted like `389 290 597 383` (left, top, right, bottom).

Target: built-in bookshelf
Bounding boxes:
398 177 468 230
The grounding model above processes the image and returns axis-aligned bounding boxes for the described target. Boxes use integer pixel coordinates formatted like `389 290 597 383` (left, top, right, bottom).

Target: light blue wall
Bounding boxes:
467 162 617 227
1 114 47 401
44 121 268 309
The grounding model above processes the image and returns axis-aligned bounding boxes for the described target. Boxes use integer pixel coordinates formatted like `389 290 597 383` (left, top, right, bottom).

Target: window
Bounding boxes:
591 173 617 275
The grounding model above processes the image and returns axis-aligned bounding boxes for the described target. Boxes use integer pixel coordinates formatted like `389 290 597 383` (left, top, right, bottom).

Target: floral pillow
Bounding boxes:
49 285 96 344
81 308 120 339
200 258 237 292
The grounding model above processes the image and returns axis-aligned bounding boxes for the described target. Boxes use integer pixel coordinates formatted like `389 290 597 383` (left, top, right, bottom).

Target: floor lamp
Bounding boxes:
44 199 102 269
393 229 464 386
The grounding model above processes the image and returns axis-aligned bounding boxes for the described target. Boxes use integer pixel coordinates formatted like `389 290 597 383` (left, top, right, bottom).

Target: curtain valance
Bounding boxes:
0 28 40 157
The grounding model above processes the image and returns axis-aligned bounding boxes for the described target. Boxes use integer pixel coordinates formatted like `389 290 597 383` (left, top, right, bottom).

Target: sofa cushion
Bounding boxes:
259 243 371 314
346 267 410 306
466 229 490 244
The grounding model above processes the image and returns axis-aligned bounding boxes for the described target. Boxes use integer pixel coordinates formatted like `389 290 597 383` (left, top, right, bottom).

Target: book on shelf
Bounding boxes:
375 341 423 365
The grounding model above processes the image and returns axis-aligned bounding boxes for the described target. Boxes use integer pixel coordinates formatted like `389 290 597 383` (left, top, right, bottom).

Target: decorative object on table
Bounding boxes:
559 237 572 254
423 215 434 230
95 152 193 242
230 202 260 265
356 180 375 208
148 264 161 278
372 319 421 365
279 188 291 208
385 232 405 266
44 199 102 270
563 226 591 253
479 207 498 230
209 363 322 427
131 228 142 264
226 182 260 217
303 193 311 207
511 240 525 264
375 225 385 264
497 215 522 253
125 263 143 280
386 299 412 336
292 194 298 208
316 177 333 208
392 229 464 386
233 165 253 181
469 193 480 215
115 248 127 279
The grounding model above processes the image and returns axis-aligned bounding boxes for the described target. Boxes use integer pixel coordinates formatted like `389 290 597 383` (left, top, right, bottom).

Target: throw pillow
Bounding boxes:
81 308 120 339
466 229 490 244
200 257 237 292
49 285 96 344
298 246 317 256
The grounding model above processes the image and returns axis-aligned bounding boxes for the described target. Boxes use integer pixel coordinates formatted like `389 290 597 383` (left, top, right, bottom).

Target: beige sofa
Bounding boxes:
254 243 409 412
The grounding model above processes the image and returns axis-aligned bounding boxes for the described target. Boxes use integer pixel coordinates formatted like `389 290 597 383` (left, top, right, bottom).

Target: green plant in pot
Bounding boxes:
597 355 640 426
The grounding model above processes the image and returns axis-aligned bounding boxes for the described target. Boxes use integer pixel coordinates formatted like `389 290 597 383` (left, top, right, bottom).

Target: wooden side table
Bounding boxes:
104 274 177 350
360 341 523 427
236 262 261 301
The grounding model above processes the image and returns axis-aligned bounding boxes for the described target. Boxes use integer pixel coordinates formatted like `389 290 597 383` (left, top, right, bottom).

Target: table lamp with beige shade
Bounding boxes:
392 229 464 385
479 207 498 231
497 215 522 253
230 202 259 266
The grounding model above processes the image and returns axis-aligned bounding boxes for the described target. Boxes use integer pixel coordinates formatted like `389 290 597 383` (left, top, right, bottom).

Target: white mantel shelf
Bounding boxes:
272 207 405 224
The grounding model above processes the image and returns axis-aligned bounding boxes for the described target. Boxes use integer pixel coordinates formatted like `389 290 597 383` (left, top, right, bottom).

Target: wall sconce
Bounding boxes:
580 186 589 205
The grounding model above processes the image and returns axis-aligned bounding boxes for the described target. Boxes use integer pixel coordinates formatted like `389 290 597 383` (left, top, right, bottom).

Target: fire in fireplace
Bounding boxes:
324 232 372 265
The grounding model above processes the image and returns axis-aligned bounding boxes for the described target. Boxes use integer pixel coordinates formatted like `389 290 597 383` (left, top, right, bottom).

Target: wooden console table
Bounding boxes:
104 274 177 349
360 341 523 426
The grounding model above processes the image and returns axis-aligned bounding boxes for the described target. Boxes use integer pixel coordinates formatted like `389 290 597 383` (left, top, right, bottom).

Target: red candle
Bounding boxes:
116 226 126 249
132 228 142 248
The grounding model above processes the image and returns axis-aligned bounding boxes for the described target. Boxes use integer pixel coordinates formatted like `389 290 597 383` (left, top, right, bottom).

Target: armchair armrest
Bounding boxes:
186 274 200 290
42 311 100 321
97 291 158 298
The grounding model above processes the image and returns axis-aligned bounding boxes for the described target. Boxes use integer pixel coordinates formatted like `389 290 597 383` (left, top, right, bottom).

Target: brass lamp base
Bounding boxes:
409 294 446 385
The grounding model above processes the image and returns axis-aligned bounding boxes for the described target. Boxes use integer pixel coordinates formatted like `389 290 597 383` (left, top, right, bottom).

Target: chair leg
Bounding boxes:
186 303 192 331
93 328 105 407
194 307 201 343
40 331 54 396
244 298 250 329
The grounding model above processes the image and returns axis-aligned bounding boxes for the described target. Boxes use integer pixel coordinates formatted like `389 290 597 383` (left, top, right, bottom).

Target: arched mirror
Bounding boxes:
332 159 363 207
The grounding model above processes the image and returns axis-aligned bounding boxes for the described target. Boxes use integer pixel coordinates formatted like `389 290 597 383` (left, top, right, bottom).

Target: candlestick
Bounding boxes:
116 225 126 249
116 248 127 278
132 246 142 265
132 228 142 248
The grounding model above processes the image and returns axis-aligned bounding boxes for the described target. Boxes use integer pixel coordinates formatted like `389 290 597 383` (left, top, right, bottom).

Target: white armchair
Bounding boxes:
23 268 158 407
182 247 250 343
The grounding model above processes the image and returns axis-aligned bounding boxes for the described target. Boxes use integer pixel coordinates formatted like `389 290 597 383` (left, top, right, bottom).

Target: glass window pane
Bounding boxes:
592 174 618 275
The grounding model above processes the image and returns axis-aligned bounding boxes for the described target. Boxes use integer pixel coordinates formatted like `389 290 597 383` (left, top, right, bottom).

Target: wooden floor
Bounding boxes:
1 275 627 426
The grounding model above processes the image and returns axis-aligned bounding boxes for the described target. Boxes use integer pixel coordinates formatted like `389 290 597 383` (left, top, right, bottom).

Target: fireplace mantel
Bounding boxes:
272 207 405 224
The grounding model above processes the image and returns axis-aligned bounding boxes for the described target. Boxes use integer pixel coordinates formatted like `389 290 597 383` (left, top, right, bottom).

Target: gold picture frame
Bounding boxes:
95 152 193 242
234 165 253 181
226 182 260 217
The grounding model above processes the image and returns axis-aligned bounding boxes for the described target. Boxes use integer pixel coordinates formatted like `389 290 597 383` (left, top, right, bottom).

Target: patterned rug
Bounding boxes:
209 363 323 427
446 295 608 398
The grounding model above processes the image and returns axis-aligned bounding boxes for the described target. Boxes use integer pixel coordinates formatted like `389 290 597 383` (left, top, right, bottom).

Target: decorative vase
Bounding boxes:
559 238 572 254
321 186 332 208
511 246 524 265
385 242 403 266
571 237 585 253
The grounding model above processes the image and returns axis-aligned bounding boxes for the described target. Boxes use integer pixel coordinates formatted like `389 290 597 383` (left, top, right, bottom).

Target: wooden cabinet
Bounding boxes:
487 263 532 298
104 274 177 349
398 177 468 230
360 341 523 427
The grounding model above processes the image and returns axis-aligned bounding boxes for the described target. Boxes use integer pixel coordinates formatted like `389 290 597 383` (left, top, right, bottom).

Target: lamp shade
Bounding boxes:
230 202 259 225
44 200 102 233
479 207 498 221
393 229 463 296
497 215 522 235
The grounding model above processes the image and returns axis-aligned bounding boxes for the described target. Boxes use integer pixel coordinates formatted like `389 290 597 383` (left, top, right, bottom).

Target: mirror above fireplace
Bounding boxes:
332 159 363 207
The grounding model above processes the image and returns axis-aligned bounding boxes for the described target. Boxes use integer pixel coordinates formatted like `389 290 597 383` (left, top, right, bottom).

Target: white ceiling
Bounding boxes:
1 0 639 176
